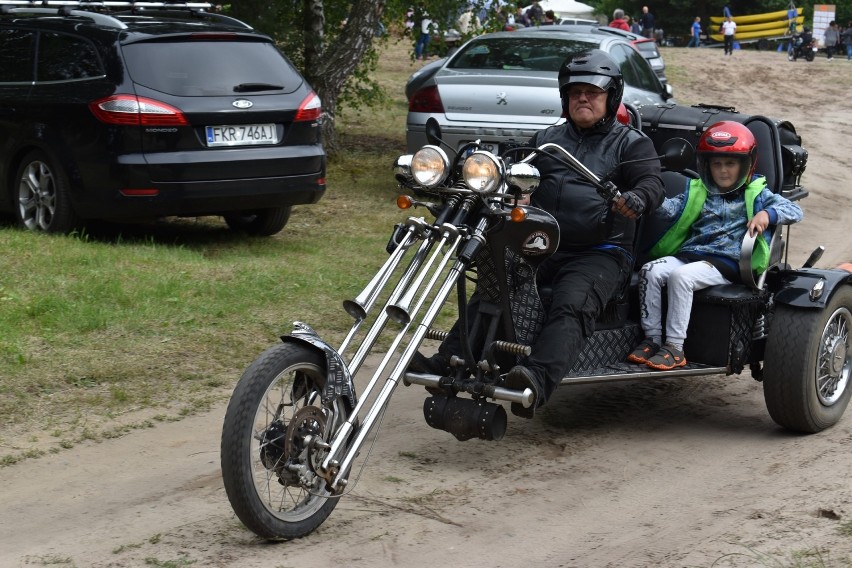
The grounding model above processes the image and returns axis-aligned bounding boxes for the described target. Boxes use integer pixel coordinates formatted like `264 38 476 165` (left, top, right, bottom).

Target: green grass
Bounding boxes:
0 40 420 464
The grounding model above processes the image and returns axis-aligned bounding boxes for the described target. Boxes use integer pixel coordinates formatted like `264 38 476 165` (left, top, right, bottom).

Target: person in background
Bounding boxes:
627 121 803 370
609 9 630 31
527 0 543 25
842 21 852 60
720 15 736 55
640 5 656 39
824 20 840 61
514 6 531 28
414 9 432 60
542 9 556 25
630 15 642 34
404 7 415 36
686 16 701 47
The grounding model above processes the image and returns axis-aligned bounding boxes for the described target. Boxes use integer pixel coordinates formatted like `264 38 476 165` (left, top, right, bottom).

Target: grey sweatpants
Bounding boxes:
638 256 730 348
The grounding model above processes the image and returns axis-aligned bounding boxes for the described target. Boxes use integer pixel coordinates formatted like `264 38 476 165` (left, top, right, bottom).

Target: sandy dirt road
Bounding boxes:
2 49 852 568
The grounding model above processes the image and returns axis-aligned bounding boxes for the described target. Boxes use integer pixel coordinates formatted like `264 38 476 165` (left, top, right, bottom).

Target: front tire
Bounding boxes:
14 150 81 233
805 50 815 62
763 287 852 433
221 343 349 539
223 206 291 236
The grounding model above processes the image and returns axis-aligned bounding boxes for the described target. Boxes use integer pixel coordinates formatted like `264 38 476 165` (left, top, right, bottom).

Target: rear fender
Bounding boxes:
772 268 852 309
280 321 357 409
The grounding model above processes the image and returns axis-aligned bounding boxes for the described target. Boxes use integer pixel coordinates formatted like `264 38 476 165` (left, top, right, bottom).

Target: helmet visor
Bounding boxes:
565 75 613 91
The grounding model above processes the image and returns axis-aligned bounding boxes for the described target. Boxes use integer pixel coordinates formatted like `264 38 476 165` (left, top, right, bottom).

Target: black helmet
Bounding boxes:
558 49 624 120
803 25 811 32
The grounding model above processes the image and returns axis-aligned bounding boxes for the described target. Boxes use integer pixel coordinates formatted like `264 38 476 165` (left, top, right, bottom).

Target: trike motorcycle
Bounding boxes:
789 31 817 61
221 109 852 540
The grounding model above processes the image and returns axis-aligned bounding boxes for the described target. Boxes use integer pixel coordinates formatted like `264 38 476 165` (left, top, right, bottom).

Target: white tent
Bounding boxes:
536 0 595 18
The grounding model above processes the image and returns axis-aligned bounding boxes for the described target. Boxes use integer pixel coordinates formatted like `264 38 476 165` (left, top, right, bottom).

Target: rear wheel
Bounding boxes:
14 150 81 233
220 343 349 539
223 206 291 236
763 287 852 432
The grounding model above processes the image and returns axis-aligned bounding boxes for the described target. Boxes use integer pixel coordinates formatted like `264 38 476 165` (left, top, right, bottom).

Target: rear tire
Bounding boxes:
763 287 852 433
223 206 291 236
14 150 82 233
220 343 349 539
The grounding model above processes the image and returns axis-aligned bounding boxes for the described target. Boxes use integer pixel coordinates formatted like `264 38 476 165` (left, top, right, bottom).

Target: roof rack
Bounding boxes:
0 1 214 8
0 1 252 30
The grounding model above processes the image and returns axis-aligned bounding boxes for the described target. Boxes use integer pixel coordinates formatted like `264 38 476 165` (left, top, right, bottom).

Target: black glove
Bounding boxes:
619 191 646 217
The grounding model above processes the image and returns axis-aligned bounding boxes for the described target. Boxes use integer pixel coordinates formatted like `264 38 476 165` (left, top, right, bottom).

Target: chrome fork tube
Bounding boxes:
318 233 447 480
349 231 460 414
330 243 469 490
346 234 436 373
325 216 489 490
320 233 462 481
338 221 423 354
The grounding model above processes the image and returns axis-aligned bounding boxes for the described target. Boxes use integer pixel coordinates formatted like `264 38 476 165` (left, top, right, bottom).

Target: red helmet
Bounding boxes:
696 121 757 195
616 102 630 125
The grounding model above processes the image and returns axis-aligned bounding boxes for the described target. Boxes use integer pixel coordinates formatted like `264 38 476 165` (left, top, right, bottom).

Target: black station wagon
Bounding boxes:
0 1 325 235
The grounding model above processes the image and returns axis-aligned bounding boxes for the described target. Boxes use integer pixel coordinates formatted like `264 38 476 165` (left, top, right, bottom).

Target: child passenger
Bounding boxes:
628 121 804 370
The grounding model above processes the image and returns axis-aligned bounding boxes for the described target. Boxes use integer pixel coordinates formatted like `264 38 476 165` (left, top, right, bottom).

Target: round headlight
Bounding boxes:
506 162 540 194
411 145 449 188
462 151 504 194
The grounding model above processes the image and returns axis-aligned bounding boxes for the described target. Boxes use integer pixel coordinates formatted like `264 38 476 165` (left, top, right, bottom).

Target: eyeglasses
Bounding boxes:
566 88 607 100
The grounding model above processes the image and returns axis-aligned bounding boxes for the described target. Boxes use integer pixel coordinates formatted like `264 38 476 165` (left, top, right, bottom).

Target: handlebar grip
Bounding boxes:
596 181 621 203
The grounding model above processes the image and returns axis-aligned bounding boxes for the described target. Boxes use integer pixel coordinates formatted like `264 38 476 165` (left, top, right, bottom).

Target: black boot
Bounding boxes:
504 365 543 419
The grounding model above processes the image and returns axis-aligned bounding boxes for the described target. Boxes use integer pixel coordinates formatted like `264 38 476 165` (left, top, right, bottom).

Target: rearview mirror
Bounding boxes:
659 138 694 172
425 117 442 146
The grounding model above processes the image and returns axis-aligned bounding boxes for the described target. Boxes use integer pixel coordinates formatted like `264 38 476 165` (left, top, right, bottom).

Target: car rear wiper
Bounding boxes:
233 83 285 92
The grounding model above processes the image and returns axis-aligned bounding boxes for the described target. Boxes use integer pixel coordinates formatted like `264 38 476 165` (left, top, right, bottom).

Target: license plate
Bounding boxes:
460 141 497 153
206 124 278 147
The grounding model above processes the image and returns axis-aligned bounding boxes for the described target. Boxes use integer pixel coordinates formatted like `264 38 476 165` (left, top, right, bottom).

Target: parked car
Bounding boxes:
556 17 599 25
0 1 325 235
556 23 668 84
406 28 673 153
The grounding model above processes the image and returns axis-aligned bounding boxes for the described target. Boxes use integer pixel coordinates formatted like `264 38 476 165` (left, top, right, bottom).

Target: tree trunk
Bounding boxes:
302 0 387 155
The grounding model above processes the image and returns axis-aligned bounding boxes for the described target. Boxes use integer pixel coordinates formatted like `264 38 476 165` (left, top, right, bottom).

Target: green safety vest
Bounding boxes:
649 177 770 274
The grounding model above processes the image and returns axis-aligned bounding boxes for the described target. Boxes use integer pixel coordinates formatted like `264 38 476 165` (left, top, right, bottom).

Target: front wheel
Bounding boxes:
221 343 349 539
805 50 816 62
763 287 852 433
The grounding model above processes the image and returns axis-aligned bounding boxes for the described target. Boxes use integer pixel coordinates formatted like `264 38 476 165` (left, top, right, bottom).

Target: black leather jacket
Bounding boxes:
528 118 664 256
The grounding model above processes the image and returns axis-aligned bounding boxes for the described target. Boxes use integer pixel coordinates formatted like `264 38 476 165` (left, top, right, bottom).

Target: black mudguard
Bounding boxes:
281 321 357 409
772 268 852 309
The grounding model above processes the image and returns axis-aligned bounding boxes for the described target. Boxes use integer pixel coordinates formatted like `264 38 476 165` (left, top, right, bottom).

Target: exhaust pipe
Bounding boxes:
423 395 507 441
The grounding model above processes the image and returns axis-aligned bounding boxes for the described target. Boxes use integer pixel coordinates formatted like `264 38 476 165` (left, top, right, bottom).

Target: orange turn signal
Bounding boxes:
510 207 527 222
397 195 413 209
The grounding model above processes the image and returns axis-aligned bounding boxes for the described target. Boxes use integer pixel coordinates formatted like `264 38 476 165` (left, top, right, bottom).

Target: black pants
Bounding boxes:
438 248 630 404
723 35 734 54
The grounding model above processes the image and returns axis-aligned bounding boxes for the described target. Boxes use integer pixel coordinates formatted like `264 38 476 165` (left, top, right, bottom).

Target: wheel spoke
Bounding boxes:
815 309 852 406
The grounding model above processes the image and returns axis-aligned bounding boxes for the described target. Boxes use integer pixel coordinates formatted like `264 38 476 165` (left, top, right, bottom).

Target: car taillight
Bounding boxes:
89 95 188 126
294 91 322 122
409 86 444 113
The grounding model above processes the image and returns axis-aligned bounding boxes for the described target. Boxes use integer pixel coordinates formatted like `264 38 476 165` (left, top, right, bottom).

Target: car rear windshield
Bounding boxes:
634 41 660 58
448 37 595 72
122 38 302 96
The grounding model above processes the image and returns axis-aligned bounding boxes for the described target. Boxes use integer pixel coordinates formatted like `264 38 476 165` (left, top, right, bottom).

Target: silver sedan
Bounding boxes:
406 28 674 153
